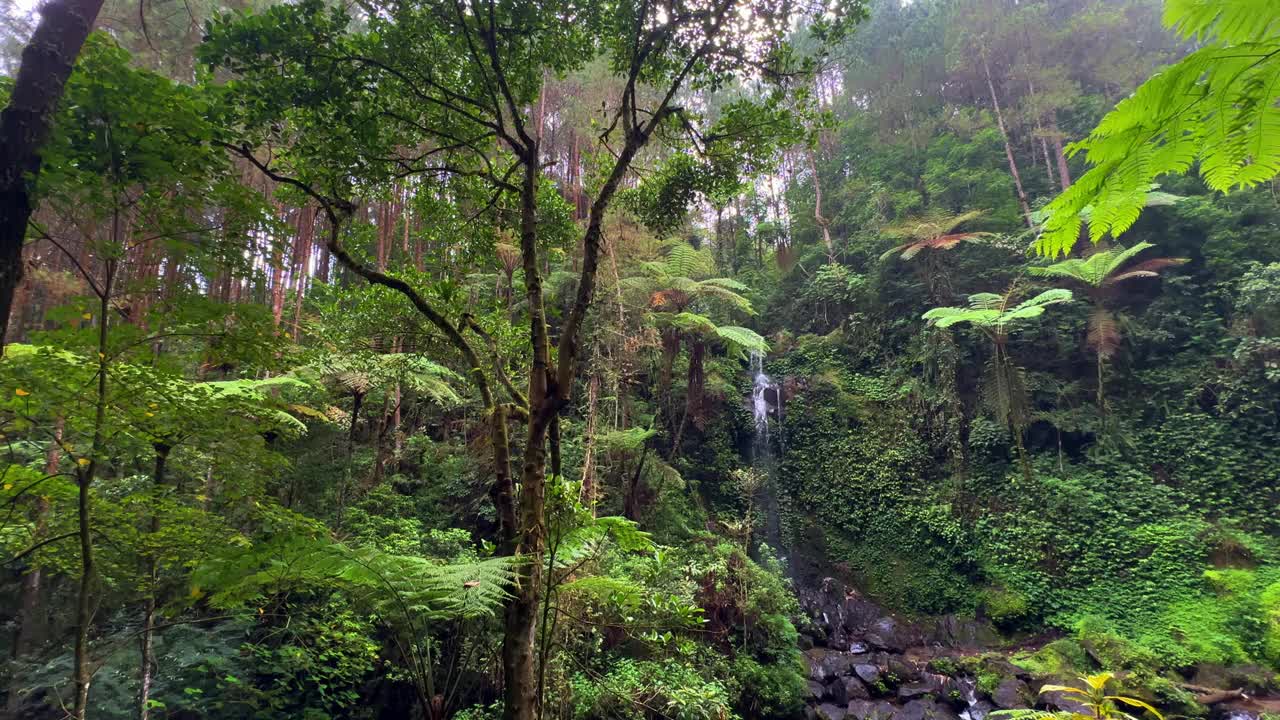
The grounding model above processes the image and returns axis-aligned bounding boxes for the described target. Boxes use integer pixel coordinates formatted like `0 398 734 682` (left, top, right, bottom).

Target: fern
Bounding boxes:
713 325 769 356
879 208 993 262
192 534 514 621
1037 2 1280 256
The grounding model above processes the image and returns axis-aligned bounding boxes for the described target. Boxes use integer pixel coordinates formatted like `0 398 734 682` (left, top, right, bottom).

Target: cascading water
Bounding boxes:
748 351 786 565
751 351 777 448
956 677 989 720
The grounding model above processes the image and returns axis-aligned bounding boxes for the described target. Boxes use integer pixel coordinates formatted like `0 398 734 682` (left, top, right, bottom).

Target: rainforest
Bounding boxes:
0 0 1278 719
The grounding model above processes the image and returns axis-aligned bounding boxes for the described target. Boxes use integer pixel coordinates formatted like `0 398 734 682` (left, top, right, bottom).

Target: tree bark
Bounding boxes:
138 443 171 720
1050 119 1072 189
982 53 1033 227
75 257 114 720
0 0 106 350
579 374 599 513
807 148 836 262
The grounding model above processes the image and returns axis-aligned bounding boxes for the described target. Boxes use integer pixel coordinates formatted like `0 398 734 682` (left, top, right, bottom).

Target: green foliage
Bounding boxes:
1037 1 1280 255
923 289 1074 333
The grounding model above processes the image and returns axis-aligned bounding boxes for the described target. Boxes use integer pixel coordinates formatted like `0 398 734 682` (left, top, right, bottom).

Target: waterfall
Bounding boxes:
751 351 777 450
748 351 786 566
957 677 989 720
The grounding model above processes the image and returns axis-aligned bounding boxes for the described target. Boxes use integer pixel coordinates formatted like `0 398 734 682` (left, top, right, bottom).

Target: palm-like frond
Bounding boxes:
308 351 460 404
1030 242 1186 289
880 209 993 262
1036 1 1280 256
662 242 715 279
193 535 515 621
924 289 1072 333
1164 0 1280 42
713 325 769 356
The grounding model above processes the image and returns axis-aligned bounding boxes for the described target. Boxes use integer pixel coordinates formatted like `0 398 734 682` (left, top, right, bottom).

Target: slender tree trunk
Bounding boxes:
504 154 548 720
75 257 114 720
807 148 836 262
138 442 171 720
0 0 105 350
1050 120 1072 189
580 374 599 514
982 53 1033 227
1040 138 1056 188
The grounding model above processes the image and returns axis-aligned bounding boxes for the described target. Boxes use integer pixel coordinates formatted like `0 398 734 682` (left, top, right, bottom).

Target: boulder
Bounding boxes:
809 681 827 701
855 664 883 687
931 615 1000 649
867 617 908 652
843 677 872 701
1040 688 1090 715
899 674 952 700
826 679 851 705
992 679 1029 709
847 700 898 720
808 649 858 682
886 656 923 684
817 703 848 720
900 699 961 720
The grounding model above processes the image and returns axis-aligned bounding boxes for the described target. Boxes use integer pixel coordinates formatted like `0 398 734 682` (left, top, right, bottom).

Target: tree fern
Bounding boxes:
879 208 993 262
192 534 514 621
713 325 770 357
1037 1 1280 256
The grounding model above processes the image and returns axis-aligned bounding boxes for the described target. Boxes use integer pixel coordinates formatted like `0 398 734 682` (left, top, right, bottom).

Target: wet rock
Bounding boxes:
817 703 848 720
847 700 898 720
992 678 1030 709
867 617 908 651
843 677 872 701
809 682 827 701
963 700 996 720
826 679 852 705
1040 688 1089 715
899 674 952 700
900 699 962 720
887 656 923 684
855 664 883 687
932 615 1000 649
808 649 858 682
849 641 870 654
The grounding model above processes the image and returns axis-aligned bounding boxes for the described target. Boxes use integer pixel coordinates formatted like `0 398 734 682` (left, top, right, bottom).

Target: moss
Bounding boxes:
980 586 1030 627
1013 639 1091 676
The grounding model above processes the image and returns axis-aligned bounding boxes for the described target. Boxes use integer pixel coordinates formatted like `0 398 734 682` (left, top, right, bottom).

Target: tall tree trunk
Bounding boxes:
138 442 171 720
1050 119 1072 189
0 0 106 350
504 155 548 720
75 256 115 720
982 53 1033 227
579 374 599 514
807 148 836 262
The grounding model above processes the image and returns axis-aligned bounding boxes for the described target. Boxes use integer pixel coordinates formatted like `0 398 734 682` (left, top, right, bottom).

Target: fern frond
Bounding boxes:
713 325 769 356
1036 32 1280 256
1164 0 1280 42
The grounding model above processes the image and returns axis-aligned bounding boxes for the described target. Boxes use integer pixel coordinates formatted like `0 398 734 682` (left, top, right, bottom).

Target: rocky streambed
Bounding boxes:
795 579 1279 720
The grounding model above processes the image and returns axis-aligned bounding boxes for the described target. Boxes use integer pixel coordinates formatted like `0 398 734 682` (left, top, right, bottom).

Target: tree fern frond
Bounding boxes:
1164 0 1280 42
1037 32 1280 256
713 325 769 356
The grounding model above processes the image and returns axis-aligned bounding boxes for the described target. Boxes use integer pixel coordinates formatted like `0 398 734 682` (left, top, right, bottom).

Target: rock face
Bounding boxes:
992 678 1029 709
799 578 1018 720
